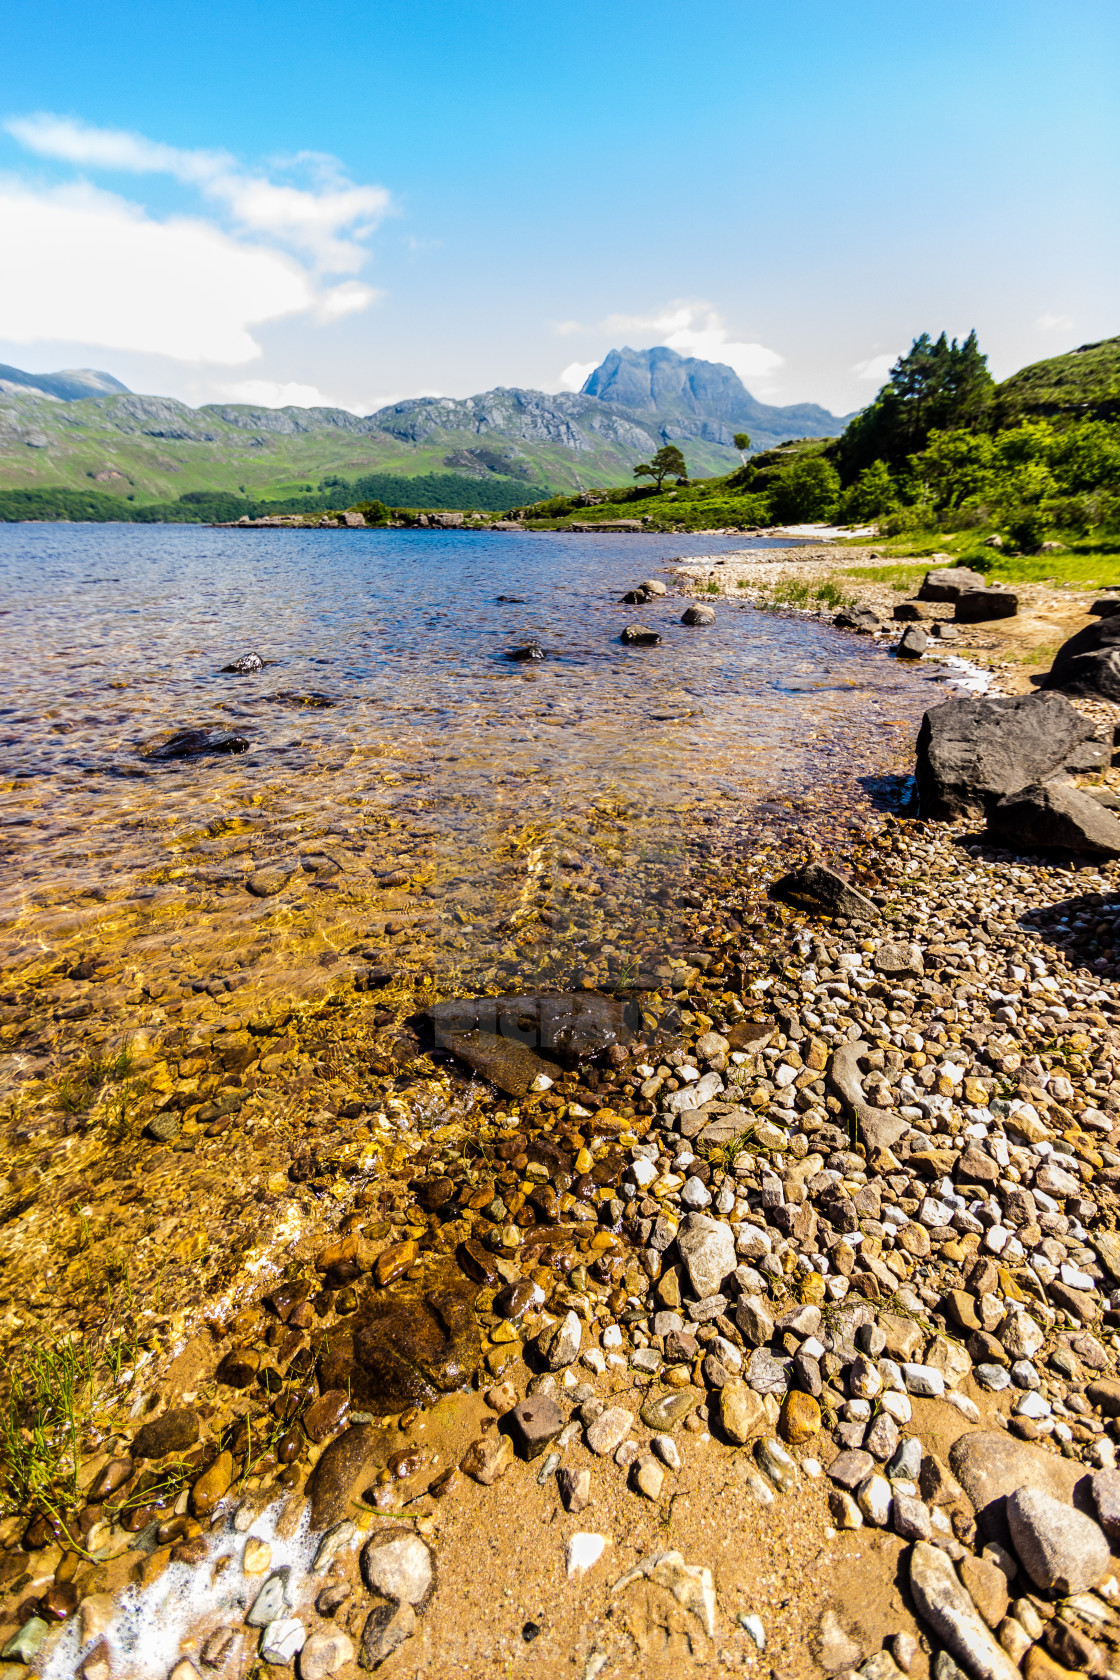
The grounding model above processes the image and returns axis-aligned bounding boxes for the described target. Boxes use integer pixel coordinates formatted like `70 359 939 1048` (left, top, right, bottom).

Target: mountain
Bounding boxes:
989 335 1120 427
0 348 850 504
0 362 131 402
581 345 853 451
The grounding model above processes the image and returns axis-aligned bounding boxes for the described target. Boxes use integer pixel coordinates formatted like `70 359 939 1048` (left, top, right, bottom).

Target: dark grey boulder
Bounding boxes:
1041 612 1120 698
222 651 265 673
1089 597 1120 618
834 605 882 633
954 588 1019 622
915 693 1094 820
620 623 661 645
988 781 1120 857
681 603 716 626
506 642 545 662
897 625 929 659
918 566 987 602
770 862 880 921
892 601 937 621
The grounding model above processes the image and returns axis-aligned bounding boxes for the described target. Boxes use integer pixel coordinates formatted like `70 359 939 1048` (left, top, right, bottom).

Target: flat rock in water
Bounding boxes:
620 623 661 645
144 728 250 761
320 1280 481 1410
429 992 637 1063
132 1408 200 1459
443 1030 558 1097
915 692 1094 820
247 868 294 898
305 1425 381 1531
988 780 1120 858
770 862 879 921
948 1430 1089 1544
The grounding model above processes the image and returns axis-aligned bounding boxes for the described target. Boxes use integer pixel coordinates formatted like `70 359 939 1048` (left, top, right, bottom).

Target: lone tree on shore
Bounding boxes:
733 431 751 462
634 444 687 491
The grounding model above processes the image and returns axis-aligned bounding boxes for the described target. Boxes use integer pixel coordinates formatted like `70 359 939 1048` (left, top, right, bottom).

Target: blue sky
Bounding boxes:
1 0 1116 417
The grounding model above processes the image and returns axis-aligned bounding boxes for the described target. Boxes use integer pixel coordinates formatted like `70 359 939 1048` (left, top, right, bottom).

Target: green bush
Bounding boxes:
351 499 391 525
769 455 841 523
1004 509 1048 553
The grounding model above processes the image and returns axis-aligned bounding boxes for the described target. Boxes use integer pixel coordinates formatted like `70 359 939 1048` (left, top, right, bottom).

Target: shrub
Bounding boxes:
769 455 841 523
1004 508 1048 553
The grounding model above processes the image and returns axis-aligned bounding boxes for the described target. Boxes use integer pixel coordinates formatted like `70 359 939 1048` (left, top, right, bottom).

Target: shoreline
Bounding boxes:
6 550 1120 1677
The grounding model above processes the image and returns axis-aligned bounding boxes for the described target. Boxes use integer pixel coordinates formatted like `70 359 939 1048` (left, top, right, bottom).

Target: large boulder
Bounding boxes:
1041 612 1120 698
918 566 988 602
988 780 1120 857
319 1279 482 1410
954 588 1019 622
948 1430 1090 1546
915 693 1094 819
770 862 879 921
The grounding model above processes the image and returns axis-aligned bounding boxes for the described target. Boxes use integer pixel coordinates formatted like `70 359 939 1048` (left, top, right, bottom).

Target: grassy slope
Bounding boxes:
0 391 739 503
991 335 1120 425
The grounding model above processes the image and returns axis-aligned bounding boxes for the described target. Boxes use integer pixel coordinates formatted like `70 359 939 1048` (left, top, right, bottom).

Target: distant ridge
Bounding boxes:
0 363 131 402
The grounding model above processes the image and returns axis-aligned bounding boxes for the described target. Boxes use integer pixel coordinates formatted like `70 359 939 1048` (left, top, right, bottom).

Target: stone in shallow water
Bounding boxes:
320 1278 482 1410
132 1407 200 1459
305 1426 381 1531
428 992 637 1063
443 1030 557 1096
144 727 249 760
361 1600 416 1669
361 1533 433 1605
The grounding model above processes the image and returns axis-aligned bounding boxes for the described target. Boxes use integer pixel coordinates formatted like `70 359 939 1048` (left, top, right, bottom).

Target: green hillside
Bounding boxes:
989 336 1120 427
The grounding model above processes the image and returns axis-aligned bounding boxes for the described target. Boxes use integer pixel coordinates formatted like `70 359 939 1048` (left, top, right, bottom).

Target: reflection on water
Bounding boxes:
0 525 935 1031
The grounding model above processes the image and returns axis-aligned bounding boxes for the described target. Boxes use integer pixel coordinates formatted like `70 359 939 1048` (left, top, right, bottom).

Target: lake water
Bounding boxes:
0 523 938 1033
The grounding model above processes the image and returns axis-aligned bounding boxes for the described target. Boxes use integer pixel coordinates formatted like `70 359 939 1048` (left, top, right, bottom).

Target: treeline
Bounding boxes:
0 469 550 524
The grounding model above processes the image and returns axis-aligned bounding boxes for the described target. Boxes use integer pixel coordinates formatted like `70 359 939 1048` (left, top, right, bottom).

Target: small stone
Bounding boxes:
302 1390 350 1443
360 1599 416 1669
958 1556 1010 1630
558 1467 592 1512
829 1487 863 1529
566 1532 609 1578
677 1212 736 1297
857 1474 893 1527
779 1389 821 1445
260 1618 305 1665
865 1410 901 1462
901 1363 945 1398
243 1536 272 1575
361 1533 433 1605
920 1454 963 1507
1093 1467 1120 1539
887 1437 923 1482
1006 1487 1111 1594
681 603 716 625
829 1449 875 1489
639 1388 701 1431
247 1572 290 1627
586 1406 633 1456
313 1520 357 1573
200 1627 239 1668
509 1394 564 1460
191 1449 234 1518
460 1433 514 1485
299 1628 355 1679
651 1434 681 1471
537 1310 581 1369
736 1296 776 1345
631 1454 665 1499
1000 1313 1044 1361
893 1494 933 1543
754 1436 797 1492
717 1379 767 1444
1 1619 49 1664
484 1381 518 1413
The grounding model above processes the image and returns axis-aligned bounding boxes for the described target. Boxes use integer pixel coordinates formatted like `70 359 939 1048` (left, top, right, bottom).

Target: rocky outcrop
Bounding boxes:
915 693 1095 819
918 567 988 601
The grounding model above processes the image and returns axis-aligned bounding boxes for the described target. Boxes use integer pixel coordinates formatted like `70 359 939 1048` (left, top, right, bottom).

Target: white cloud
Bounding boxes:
851 352 897 384
1036 311 1074 332
603 302 784 386
6 113 391 272
218 379 361 412
0 181 328 362
556 360 599 392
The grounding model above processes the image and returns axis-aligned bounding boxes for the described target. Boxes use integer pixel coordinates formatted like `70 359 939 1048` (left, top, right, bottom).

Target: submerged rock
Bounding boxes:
506 642 546 662
320 1280 482 1410
143 728 250 761
442 1029 558 1096
429 992 637 1065
222 651 264 672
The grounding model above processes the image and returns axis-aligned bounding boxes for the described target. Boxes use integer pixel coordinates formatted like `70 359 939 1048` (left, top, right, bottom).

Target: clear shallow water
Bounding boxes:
0 524 931 1025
